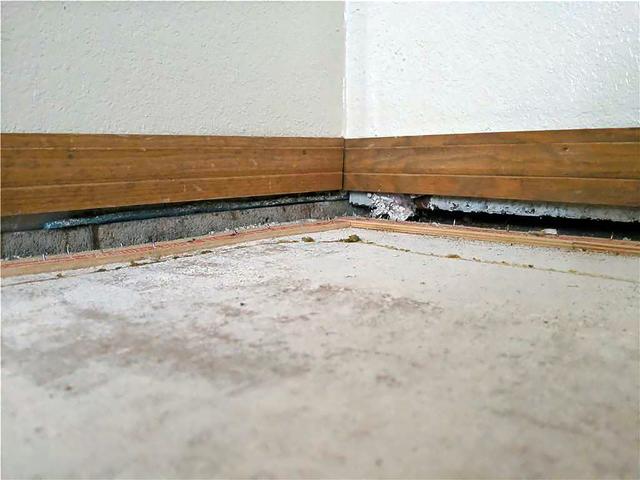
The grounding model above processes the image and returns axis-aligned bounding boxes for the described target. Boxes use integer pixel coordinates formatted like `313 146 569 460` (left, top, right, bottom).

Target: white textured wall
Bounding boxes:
1 1 345 136
4 2 638 138
346 2 640 138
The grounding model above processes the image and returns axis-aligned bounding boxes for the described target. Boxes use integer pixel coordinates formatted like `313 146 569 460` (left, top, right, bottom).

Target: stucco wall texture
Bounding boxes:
2 2 638 138
1 1 345 136
345 2 640 138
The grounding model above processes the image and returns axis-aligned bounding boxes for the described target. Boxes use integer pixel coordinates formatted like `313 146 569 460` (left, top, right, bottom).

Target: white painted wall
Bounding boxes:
345 2 640 138
1 1 345 136
3 2 638 139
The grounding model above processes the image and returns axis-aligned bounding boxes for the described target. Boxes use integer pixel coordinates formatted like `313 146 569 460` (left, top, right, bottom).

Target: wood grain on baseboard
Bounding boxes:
345 128 639 148
1 134 344 216
2 128 638 215
344 174 640 207
344 128 640 206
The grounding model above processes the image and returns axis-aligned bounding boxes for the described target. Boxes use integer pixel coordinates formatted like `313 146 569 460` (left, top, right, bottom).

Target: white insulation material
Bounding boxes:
426 196 640 223
350 193 416 221
349 192 640 223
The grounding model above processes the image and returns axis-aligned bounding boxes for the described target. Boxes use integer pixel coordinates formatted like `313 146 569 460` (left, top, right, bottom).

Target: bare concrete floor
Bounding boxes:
2 228 639 479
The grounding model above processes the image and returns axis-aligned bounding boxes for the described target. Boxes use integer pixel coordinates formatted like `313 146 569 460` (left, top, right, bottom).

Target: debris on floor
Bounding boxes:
339 234 362 243
349 192 416 221
2 227 638 478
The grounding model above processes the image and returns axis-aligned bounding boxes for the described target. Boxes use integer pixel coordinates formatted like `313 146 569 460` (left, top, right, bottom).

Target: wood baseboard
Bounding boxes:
344 128 640 206
2 128 638 216
1 134 344 216
2 217 638 278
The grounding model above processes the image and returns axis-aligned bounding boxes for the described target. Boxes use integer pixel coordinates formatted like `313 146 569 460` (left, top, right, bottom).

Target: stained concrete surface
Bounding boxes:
2 228 639 478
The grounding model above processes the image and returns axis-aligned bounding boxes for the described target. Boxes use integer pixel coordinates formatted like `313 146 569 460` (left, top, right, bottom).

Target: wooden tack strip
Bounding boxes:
2 217 638 278
344 217 640 256
0 220 350 278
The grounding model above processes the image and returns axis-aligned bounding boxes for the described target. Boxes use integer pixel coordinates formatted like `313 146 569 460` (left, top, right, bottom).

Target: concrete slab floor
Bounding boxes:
2 228 639 479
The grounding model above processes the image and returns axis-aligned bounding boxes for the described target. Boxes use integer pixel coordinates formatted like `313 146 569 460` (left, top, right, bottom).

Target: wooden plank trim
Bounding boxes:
344 143 640 179
0 133 344 216
2 148 344 187
345 127 640 148
2 217 638 278
2 129 638 214
2 173 343 215
344 128 639 206
2 133 344 149
344 173 640 207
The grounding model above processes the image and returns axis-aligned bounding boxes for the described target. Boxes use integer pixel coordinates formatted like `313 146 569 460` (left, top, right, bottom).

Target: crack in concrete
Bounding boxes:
335 239 639 285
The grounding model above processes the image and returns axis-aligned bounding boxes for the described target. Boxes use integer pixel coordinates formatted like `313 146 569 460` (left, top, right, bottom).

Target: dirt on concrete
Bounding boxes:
2 228 639 478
